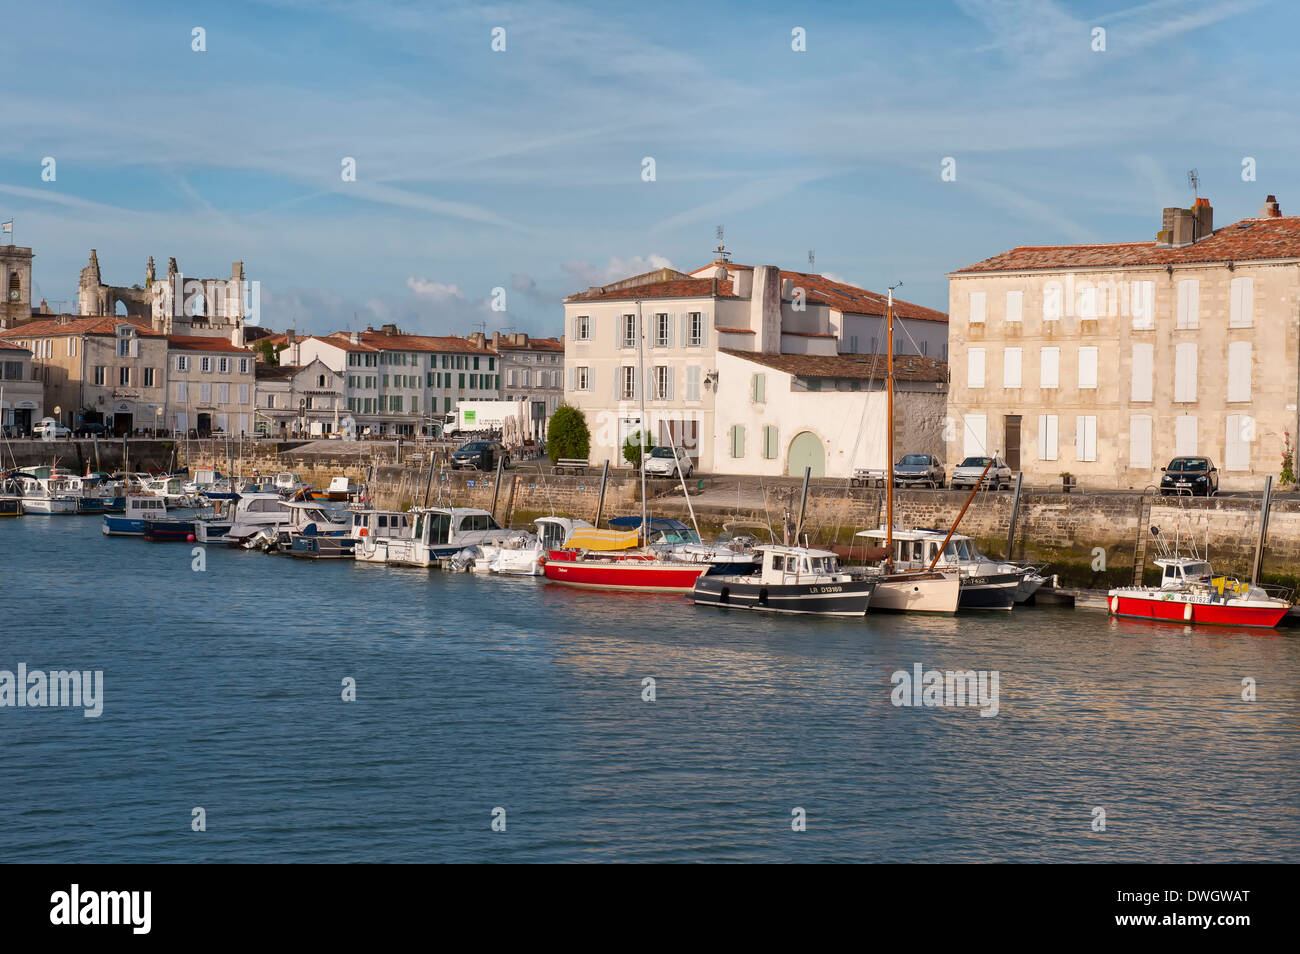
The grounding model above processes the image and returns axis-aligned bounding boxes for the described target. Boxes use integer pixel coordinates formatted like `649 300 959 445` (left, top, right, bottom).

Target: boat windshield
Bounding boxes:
808 556 835 575
943 539 974 561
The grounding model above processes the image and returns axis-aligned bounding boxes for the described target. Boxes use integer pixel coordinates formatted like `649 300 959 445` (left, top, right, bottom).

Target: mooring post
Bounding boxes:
594 460 610 526
1006 471 1024 560
490 453 504 522
1251 475 1274 586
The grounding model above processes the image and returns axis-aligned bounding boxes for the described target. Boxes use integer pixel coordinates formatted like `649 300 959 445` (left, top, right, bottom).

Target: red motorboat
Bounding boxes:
1108 528 1291 629
542 552 708 593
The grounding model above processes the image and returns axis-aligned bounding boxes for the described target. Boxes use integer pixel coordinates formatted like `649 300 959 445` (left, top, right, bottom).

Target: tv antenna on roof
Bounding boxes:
1187 168 1200 199
808 250 815 272
714 225 730 263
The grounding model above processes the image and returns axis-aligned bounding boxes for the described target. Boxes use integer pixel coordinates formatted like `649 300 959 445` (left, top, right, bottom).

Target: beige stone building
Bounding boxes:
561 261 948 473
0 315 168 433
492 332 564 440
0 340 44 433
946 196 1299 491
166 336 257 437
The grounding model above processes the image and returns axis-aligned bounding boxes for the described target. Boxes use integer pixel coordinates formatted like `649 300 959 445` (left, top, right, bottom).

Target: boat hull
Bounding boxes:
143 519 196 541
692 576 875 616
288 535 357 559
1108 592 1289 628
868 573 961 614
543 557 707 593
958 572 1022 610
22 498 78 515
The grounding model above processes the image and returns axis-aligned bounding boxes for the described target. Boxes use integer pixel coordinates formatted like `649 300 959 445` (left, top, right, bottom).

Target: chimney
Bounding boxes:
1193 197 1213 239
751 266 781 354
380 323 398 336
781 278 795 298
1259 194 1282 217
491 331 502 350
350 331 362 345
1158 206 1196 248
469 332 485 348
734 269 754 298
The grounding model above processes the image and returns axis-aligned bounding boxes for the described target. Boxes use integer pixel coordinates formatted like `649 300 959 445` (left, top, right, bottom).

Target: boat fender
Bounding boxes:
1109 596 1118 613
1184 602 1193 621
359 527 368 536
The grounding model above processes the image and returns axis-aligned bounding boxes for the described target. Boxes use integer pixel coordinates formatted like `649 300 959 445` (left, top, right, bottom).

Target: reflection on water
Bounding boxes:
2 519 1297 862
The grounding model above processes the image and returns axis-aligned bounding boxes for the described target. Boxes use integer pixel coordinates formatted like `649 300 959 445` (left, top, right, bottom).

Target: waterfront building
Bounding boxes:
166 335 257 437
946 195 1300 491
0 315 167 433
490 331 564 440
299 325 500 436
560 260 949 473
0 340 44 433
0 245 34 330
253 359 345 437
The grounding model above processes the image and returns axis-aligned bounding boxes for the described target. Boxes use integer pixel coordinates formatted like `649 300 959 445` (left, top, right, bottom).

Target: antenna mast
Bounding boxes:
714 226 730 263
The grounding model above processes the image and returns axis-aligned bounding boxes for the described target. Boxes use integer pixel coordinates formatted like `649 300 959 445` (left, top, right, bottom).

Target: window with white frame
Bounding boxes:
622 314 637 348
575 315 591 340
143 368 155 388
621 365 635 399
688 313 703 346
200 356 212 373
118 366 130 387
653 365 670 399
655 313 670 348
176 355 190 372
218 357 230 373
575 366 589 391
239 358 249 374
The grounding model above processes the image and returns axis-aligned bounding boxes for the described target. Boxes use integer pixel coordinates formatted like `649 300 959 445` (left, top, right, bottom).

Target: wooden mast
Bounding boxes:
886 284 896 566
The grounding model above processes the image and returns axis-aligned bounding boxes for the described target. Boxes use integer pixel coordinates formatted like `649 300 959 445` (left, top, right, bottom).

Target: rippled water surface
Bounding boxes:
2 518 1297 862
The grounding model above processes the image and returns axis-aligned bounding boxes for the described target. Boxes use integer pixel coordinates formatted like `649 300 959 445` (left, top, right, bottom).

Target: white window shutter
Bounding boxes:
967 348 985 389
1078 347 1098 389
1131 343 1154 402
1005 290 1022 323
1040 347 1059 389
1174 343 1197 403
1227 341 1251 402
1075 416 1097 462
1003 347 1022 389
1038 415 1058 461
969 291 986 325
1177 279 1199 329
963 413 987 458
1175 416 1197 456
666 366 674 400
1230 277 1254 328
1129 415 1152 469
567 367 575 392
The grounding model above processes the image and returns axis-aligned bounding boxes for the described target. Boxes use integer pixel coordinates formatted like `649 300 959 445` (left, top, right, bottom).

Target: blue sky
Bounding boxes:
1 0 1295 337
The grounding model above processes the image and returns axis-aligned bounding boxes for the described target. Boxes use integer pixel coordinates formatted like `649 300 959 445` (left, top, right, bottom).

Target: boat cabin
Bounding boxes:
855 528 985 569
125 495 168 516
1155 557 1213 589
536 516 592 551
757 545 843 584
413 507 503 546
351 509 413 540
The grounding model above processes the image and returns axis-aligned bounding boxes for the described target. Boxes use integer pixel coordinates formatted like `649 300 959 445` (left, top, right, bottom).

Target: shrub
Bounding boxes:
622 429 652 468
547 404 590 463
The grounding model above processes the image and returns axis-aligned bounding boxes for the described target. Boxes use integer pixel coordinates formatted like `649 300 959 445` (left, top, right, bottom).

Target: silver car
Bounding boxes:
643 446 694 478
950 456 1014 490
893 453 945 488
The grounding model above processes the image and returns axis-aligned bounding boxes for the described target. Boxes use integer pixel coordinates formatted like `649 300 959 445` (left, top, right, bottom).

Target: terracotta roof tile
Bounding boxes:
166 335 251 352
953 214 1300 273
0 340 31 351
317 331 491 353
564 278 735 302
0 315 161 338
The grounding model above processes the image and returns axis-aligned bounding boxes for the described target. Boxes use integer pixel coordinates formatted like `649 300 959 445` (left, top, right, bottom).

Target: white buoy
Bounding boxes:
1109 596 1118 613
1184 602 1193 621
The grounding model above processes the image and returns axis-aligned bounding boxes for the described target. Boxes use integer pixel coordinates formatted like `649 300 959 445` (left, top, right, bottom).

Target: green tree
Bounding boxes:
253 338 282 366
622 429 652 468
546 404 590 463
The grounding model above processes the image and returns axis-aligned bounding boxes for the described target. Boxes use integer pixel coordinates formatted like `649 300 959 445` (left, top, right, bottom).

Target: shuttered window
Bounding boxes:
1037 415 1058 462
1130 280 1155 330
1173 343 1197 403
969 291 986 325
963 413 987 459
1075 415 1097 462
1176 279 1199 329
1004 290 1022 323
729 424 746 458
1227 341 1251 402
1229 276 1254 328
1225 415 1253 470
1040 347 1059 389
762 425 779 459
751 373 766 403
1131 343 1154 402
1077 346 1098 389
1129 415 1152 469
967 348 985 389
1002 347 1022 389
1175 415 1197 456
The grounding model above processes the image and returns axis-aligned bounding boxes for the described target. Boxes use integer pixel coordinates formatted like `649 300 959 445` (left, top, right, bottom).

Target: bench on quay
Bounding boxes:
850 468 888 488
552 458 590 475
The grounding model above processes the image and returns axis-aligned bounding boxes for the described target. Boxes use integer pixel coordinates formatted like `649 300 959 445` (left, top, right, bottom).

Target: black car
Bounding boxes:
77 422 107 437
450 440 510 471
1160 457 1218 496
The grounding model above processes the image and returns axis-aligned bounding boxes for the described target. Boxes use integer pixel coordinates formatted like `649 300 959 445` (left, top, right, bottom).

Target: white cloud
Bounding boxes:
561 254 676 288
406 278 465 300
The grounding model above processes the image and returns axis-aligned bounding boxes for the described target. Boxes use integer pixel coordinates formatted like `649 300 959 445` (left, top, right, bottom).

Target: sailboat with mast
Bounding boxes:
852 282 961 614
542 299 709 594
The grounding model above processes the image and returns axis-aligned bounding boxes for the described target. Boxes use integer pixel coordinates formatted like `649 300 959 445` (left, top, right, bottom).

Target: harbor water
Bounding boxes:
2 518 1297 862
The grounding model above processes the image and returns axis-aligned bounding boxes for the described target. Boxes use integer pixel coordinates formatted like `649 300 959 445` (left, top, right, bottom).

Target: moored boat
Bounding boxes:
692 544 876 615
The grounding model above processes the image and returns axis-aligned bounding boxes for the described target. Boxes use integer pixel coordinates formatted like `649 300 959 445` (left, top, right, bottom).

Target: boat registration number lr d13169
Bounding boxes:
815 585 844 594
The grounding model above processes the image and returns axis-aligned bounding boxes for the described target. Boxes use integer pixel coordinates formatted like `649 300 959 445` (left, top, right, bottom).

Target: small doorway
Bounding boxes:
196 412 212 437
112 413 133 436
787 431 825 478
1004 415 1021 471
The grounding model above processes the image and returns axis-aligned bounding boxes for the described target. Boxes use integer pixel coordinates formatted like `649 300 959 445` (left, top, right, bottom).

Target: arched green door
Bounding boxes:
787 431 825 478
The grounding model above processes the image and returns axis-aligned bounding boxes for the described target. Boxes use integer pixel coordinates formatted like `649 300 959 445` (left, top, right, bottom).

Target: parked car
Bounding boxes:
643 445 694 479
893 453 945 488
1160 456 1219 496
450 440 509 471
950 455 1014 490
77 421 107 437
32 417 71 439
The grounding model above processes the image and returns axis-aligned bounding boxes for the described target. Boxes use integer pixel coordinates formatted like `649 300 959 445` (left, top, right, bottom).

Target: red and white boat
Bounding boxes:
542 526 708 592
1108 529 1291 628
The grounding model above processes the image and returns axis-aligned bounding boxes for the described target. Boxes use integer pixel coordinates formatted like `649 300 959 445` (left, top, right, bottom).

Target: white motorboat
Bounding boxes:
466 516 594 576
14 473 79 515
219 493 294 545
357 506 515 568
855 527 1029 611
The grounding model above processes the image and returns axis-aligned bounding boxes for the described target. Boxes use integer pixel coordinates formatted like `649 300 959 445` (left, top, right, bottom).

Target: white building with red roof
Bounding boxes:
947 195 1299 490
561 260 949 476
